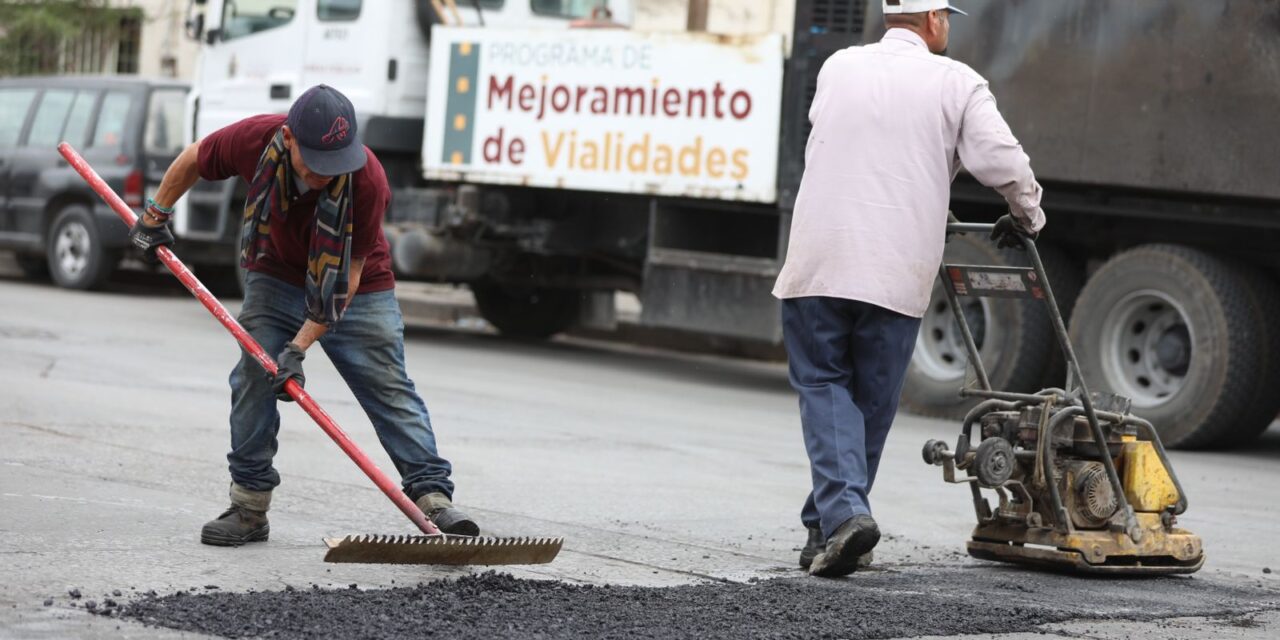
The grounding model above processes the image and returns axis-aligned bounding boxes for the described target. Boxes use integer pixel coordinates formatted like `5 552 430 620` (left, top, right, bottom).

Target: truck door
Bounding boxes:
195 0 309 137
300 0 389 116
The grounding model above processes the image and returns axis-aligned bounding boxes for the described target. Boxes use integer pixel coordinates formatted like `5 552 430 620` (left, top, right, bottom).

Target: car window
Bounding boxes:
61 91 99 149
0 88 37 148
146 89 186 155
27 89 77 149
92 91 134 150
530 0 596 18
317 0 360 21
222 0 298 40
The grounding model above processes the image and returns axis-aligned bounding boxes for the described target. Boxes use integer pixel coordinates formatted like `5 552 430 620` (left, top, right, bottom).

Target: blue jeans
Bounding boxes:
227 271 454 501
782 297 921 539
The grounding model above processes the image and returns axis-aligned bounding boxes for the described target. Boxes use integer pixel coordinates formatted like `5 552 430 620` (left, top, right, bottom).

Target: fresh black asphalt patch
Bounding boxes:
87 568 1277 639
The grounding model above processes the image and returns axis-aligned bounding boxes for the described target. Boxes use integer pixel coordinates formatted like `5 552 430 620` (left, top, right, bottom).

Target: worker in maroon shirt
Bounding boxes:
129 85 477 546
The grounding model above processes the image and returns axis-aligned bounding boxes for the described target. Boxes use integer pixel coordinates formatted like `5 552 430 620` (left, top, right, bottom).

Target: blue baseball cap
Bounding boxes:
286 84 367 176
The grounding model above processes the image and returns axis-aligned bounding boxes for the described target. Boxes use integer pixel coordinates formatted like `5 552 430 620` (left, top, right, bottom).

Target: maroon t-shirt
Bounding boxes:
197 114 395 293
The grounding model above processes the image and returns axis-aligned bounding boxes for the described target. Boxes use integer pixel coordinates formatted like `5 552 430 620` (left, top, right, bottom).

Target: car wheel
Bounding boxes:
46 204 118 290
1068 244 1264 449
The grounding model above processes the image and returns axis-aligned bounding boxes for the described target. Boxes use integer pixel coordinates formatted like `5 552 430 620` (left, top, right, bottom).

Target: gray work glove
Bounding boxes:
128 219 175 264
272 343 306 402
991 214 1037 250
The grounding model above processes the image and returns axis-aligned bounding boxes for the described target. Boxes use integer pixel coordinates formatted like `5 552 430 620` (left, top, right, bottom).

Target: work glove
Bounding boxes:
272 342 306 402
128 218 175 264
990 214 1037 250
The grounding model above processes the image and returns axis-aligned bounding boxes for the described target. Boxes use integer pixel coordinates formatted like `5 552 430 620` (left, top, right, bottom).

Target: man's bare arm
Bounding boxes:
143 141 202 225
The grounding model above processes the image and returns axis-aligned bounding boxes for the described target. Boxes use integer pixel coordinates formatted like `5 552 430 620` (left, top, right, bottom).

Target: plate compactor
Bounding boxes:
921 222 1204 575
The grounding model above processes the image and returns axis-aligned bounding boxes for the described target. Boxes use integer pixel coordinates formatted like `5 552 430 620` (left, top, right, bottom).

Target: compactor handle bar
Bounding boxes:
944 219 1153 540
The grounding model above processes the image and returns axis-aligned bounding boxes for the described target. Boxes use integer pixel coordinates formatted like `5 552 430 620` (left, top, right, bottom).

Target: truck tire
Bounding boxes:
1031 244 1085 390
471 284 580 340
901 235 1076 419
46 204 118 290
200 263 246 299
1216 266 1280 447
1068 245 1264 449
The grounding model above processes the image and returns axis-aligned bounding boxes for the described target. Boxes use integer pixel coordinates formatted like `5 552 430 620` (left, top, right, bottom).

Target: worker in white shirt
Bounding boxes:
774 0 1046 578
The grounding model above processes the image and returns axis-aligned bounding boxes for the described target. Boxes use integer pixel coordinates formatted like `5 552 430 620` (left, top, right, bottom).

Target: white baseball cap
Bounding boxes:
883 0 968 16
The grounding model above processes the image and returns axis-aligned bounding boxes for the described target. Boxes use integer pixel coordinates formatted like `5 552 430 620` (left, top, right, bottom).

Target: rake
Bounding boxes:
59 142 562 566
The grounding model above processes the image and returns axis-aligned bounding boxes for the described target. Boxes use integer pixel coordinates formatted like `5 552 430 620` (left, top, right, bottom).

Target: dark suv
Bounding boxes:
0 75 188 289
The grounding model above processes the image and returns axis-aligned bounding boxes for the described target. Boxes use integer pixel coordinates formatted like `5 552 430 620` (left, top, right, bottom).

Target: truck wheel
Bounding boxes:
1030 244 1085 390
46 204 118 290
199 263 246 299
1215 266 1280 447
1068 245 1263 449
901 235 1071 419
471 284 580 340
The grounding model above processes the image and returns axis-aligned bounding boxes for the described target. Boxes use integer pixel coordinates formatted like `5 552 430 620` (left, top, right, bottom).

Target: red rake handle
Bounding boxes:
58 142 441 537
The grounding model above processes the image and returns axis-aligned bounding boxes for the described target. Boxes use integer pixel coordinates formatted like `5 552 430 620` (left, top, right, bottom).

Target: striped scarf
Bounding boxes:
240 129 354 325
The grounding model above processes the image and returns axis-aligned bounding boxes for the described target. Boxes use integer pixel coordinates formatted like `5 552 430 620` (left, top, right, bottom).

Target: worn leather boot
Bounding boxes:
800 526 873 570
200 483 270 547
809 514 880 578
415 493 479 536
799 526 824 569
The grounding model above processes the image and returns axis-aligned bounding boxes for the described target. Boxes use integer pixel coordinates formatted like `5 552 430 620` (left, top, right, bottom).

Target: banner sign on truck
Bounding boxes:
423 27 785 204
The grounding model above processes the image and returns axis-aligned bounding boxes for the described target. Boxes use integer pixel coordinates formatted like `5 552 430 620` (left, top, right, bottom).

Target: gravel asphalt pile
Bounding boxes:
81 568 1280 639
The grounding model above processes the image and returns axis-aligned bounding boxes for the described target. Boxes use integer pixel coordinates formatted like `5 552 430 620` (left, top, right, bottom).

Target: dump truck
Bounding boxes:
174 0 1280 449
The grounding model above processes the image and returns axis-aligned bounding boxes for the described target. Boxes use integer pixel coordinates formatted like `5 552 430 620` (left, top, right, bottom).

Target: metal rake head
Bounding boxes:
322 534 564 565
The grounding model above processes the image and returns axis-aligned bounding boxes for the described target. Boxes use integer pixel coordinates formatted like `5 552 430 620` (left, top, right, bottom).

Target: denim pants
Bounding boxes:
227 271 454 501
782 296 921 539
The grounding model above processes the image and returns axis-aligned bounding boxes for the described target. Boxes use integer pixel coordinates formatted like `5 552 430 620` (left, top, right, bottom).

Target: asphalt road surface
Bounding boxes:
2 263 1277 639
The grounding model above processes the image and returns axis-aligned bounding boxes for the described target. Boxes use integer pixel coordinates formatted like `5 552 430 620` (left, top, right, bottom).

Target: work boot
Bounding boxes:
415 493 480 536
800 526 873 570
200 483 270 547
809 514 880 578
799 526 824 569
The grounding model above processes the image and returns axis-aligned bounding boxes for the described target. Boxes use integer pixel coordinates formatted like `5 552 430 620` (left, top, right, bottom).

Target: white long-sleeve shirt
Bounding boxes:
772 28 1045 318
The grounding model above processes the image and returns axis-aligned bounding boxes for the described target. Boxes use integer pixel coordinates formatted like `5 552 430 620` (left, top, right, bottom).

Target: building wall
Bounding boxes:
112 0 202 79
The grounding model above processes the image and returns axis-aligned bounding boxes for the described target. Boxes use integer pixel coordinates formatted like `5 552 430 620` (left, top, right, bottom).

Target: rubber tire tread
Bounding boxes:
1068 245 1262 449
471 284 581 340
901 235 1071 420
46 204 116 290
1025 244 1085 391
200 263 247 299
1217 265 1280 447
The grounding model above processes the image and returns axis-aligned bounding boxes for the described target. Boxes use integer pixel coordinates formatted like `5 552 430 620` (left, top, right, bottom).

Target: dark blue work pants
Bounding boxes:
782 296 921 538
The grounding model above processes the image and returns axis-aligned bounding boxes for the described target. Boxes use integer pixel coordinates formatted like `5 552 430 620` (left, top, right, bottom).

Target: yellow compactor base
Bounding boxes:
967 513 1204 575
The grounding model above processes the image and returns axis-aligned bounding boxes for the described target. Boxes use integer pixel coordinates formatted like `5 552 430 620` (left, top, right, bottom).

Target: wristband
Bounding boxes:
147 198 175 214
144 199 173 224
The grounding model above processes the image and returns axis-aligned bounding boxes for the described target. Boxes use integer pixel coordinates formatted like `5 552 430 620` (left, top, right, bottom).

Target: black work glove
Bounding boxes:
990 214 1037 250
128 218 175 264
272 342 306 402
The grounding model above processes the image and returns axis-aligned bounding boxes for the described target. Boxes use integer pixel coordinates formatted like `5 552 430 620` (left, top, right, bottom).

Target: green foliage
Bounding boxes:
0 0 125 76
